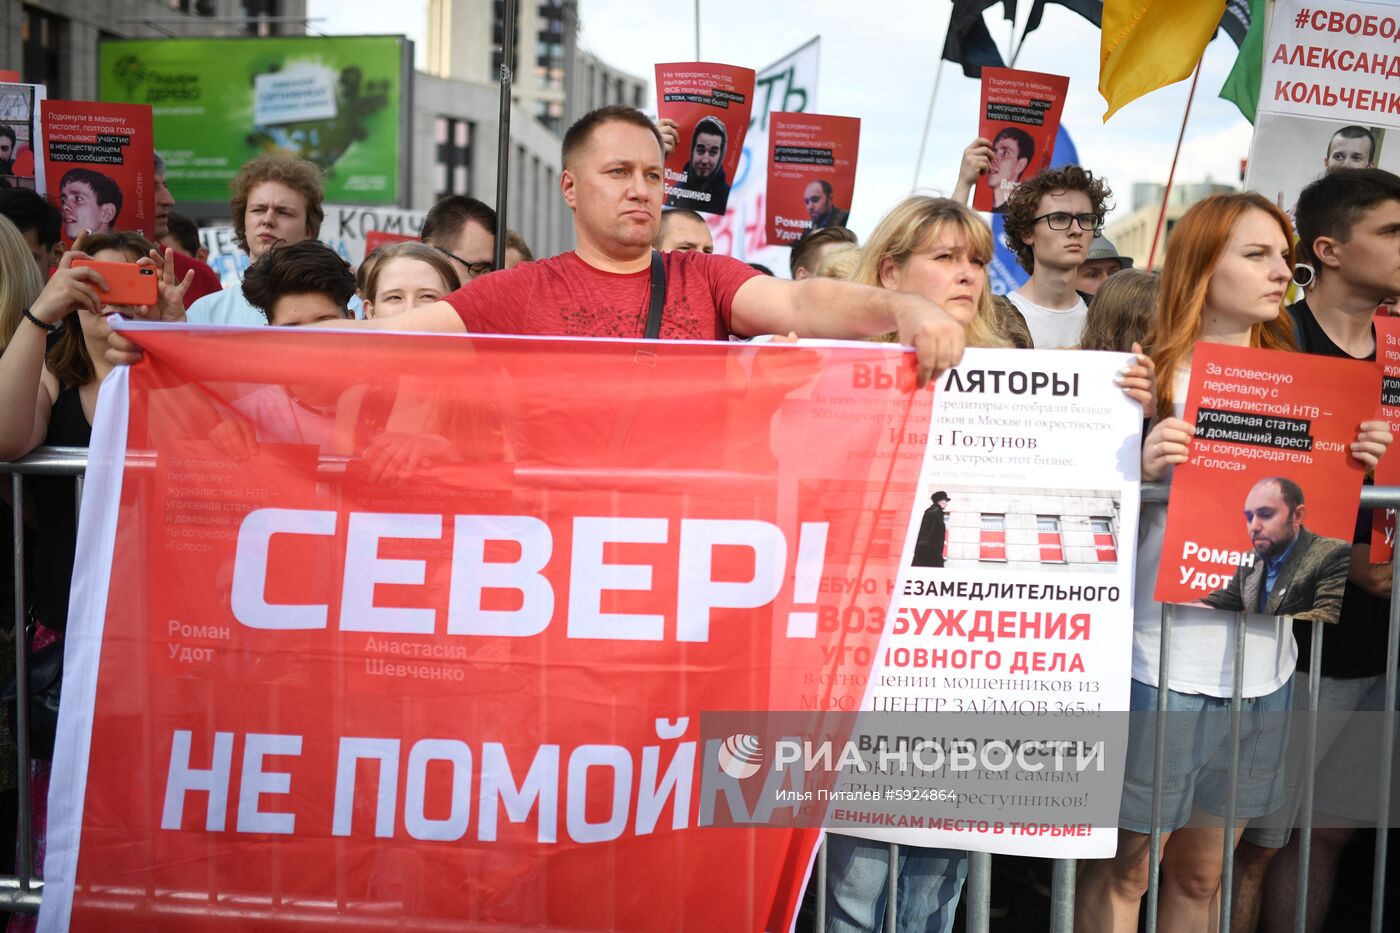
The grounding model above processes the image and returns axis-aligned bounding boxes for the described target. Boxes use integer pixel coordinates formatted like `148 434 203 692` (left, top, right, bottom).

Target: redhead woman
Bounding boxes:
1075 194 1390 933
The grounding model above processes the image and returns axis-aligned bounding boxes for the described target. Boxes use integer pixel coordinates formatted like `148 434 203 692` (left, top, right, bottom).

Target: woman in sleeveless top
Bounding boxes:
0 231 190 929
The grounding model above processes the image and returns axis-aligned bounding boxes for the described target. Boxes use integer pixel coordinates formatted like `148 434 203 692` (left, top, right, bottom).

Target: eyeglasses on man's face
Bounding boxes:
1033 211 1103 233
434 246 494 279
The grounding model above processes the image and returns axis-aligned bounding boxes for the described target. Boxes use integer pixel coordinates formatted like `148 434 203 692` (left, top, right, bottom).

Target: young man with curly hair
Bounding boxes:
186 152 327 326
1000 165 1112 348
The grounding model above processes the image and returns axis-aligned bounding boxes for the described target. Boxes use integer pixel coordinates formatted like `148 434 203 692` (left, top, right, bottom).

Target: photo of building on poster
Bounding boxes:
910 485 1121 573
0 81 45 192
655 62 756 216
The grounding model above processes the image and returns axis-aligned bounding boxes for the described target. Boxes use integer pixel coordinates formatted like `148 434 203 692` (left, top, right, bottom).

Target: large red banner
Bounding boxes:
44 325 931 932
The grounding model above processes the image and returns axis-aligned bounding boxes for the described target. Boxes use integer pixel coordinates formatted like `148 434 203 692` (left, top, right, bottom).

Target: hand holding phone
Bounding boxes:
70 258 158 308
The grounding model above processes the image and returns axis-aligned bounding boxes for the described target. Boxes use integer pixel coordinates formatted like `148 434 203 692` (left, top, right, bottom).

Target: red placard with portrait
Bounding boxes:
974 67 1069 213
41 99 155 245
1154 343 1378 623
656 62 755 217
765 112 860 246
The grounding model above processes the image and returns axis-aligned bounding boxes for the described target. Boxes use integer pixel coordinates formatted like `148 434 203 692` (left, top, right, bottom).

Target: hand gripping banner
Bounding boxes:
41 325 931 932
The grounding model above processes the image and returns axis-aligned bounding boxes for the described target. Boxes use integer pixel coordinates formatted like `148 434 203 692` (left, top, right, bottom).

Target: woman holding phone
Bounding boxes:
0 231 188 910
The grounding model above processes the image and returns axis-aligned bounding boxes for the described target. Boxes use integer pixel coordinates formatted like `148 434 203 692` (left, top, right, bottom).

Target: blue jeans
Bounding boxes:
824 834 967 933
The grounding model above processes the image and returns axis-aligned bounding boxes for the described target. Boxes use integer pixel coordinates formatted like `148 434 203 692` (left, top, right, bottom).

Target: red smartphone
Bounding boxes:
71 259 158 308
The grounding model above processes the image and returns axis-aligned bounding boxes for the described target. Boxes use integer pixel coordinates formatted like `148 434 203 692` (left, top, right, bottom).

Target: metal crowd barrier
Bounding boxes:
0 450 1394 933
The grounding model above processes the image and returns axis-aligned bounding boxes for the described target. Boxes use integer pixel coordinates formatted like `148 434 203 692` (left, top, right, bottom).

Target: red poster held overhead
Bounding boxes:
766 112 860 245
41 99 154 245
974 67 1069 213
656 62 755 216
1369 315 1400 560
1155 343 1378 623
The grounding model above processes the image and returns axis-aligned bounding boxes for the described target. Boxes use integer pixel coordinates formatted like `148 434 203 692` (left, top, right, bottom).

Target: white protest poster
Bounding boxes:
1246 0 1400 211
826 348 1142 858
706 37 820 275
200 203 427 287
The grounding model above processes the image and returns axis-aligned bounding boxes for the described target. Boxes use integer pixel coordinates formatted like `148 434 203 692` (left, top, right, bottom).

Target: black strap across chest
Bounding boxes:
645 250 667 340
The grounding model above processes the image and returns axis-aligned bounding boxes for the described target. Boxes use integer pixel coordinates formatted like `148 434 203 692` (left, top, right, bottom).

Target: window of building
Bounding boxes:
242 0 283 36
1037 516 1065 563
535 1 564 91
1090 517 1118 563
868 509 898 560
979 514 1006 562
20 5 66 98
534 98 562 135
492 0 522 75
434 117 473 200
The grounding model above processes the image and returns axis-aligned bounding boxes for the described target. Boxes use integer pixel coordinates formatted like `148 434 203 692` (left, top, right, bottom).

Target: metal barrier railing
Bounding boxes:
0 449 1394 932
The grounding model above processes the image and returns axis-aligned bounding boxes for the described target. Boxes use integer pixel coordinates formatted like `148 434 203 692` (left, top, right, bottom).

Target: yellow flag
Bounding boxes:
1100 0 1225 120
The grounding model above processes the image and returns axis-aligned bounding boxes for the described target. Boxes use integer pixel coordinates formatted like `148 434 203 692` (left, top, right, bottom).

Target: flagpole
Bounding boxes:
1009 12 1029 66
911 12 955 190
1146 58 1202 272
493 0 517 271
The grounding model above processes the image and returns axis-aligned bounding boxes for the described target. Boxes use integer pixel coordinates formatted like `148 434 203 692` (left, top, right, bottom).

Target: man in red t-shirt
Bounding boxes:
113 107 964 382
154 153 223 308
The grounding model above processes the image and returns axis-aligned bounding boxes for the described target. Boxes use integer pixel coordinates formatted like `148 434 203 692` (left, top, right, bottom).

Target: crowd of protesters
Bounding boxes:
0 99 1398 933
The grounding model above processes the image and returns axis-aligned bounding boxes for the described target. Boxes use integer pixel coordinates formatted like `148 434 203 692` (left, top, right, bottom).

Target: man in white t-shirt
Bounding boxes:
999 164 1113 349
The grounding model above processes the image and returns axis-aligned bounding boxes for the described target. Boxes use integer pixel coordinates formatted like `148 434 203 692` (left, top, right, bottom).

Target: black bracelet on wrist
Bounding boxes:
21 307 59 333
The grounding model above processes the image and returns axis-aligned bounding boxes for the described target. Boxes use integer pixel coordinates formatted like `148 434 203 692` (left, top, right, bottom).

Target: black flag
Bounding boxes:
942 0 1015 78
1025 0 1103 33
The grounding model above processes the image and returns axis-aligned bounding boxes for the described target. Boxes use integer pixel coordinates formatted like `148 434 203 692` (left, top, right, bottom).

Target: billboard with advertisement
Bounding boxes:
97 36 410 206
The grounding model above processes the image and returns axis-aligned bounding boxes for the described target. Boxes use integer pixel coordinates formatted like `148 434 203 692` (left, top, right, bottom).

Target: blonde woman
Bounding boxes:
825 195 1025 933
360 242 462 319
852 195 1031 349
0 215 44 350
813 244 862 281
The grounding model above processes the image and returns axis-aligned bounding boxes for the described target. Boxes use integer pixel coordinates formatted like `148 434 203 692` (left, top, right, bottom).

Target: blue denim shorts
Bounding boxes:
1118 676 1293 834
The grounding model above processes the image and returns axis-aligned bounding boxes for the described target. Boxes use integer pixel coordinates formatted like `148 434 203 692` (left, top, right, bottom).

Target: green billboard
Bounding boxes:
99 36 409 205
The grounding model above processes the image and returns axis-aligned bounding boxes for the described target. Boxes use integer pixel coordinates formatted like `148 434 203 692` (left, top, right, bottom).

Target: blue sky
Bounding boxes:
309 0 1257 232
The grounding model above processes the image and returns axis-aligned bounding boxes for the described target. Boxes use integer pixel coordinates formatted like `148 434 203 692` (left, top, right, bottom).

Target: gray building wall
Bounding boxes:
410 71 571 258
3 0 308 101
426 0 646 134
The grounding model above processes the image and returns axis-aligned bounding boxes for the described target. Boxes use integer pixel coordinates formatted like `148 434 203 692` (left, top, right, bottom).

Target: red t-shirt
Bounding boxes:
171 250 223 308
442 250 760 339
